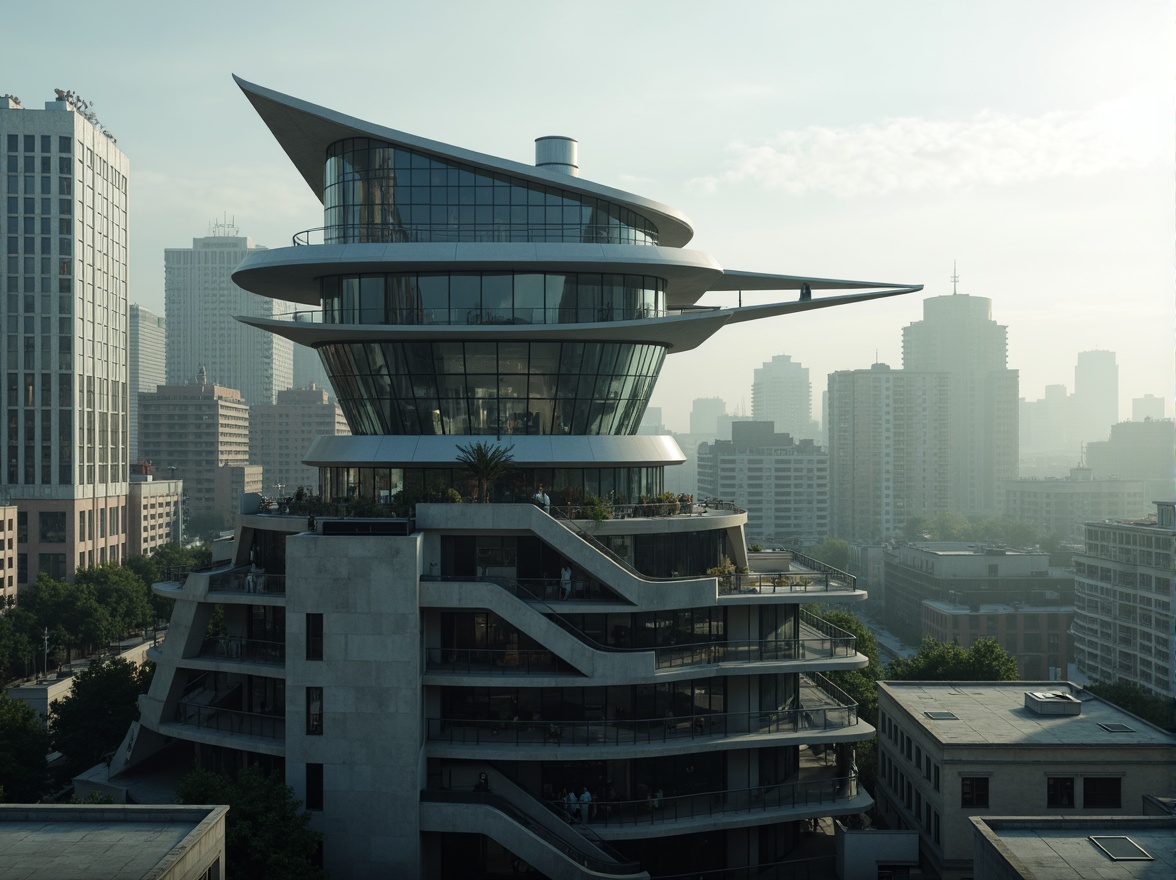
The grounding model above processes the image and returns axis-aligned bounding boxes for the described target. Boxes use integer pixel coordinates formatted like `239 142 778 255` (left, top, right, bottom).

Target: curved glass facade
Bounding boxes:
320 272 665 326
320 340 665 436
322 465 663 506
323 137 660 245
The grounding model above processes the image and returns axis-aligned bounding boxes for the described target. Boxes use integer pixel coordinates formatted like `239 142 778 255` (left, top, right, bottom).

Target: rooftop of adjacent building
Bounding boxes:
922 599 1072 615
971 815 1176 880
878 680 1176 748
902 543 1046 558
0 805 226 880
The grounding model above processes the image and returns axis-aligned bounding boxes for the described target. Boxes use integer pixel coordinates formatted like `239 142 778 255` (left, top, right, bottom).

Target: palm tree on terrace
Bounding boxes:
455 441 515 503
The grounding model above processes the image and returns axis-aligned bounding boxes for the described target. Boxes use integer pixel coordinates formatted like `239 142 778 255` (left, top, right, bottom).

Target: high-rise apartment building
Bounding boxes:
165 226 292 406
697 421 829 545
902 293 1018 516
111 78 922 878
1 89 130 586
1085 418 1176 503
689 396 727 437
138 369 249 527
127 462 183 557
1132 393 1165 422
129 303 165 463
1072 501 1175 699
752 354 818 441
250 385 349 496
827 364 950 541
1073 349 1118 445
1001 467 1147 542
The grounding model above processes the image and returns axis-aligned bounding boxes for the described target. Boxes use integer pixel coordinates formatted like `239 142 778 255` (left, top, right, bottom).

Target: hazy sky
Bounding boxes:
6 1 1172 432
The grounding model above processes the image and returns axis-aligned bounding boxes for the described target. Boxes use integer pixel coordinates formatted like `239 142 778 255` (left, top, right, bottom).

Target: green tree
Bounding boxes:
817 608 883 793
806 538 849 571
0 692 51 802
0 606 40 679
125 553 174 622
454 441 515 503
75 565 152 641
177 764 327 880
48 657 153 775
886 637 1018 682
1085 681 1176 731
21 574 110 664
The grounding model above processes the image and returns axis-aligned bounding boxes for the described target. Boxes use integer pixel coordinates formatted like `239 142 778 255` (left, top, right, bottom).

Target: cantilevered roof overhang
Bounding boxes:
233 75 696 248
238 286 917 355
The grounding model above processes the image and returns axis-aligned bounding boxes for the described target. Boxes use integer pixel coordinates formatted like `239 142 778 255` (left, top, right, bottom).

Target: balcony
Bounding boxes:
428 674 858 750
290 222 659 247
207 566 286 596
172 699 285 741
198 636 285 666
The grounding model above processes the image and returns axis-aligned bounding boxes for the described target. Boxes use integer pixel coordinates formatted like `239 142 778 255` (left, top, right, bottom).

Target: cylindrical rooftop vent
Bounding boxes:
535 136 579 177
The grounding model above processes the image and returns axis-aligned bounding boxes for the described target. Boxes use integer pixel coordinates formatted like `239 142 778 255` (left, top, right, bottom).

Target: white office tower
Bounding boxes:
112 77 923 879
0 89 130 586
1073 349 1118 444
129 303 165 463
752 354 819 441
902 293 1018 516
164 225 292 405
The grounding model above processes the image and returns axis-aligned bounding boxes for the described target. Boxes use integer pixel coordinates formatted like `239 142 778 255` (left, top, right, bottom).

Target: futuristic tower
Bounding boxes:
115 77 921 878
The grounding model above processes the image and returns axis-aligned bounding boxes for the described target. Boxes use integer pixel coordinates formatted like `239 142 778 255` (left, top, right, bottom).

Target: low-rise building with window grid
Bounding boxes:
875 680 1176 880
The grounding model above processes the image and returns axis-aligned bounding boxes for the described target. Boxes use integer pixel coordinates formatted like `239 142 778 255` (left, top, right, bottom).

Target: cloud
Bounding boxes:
689 96 1167 198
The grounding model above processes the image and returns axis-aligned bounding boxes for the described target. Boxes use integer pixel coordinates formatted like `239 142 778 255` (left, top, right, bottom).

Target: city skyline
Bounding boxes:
2 1 1170 433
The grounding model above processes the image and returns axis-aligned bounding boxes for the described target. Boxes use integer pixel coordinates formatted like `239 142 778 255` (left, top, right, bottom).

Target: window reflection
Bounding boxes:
320 271 665 326
323 138 660 246
319 340 665 437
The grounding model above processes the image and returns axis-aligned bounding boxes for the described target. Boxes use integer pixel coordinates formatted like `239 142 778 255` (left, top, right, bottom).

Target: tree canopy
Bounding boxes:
885 637 1019 682
49 657 153 775
805 538 849 571
177 765 327 880
1085 680 1176 731
0 692 51 802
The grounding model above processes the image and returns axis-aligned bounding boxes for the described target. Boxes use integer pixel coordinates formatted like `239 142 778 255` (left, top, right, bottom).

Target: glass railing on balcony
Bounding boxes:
174 700 285 740
198 637 286 665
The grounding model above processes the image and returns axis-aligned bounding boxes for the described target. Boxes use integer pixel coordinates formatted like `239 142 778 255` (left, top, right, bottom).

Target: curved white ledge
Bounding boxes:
231 242 725 306
238 285 918 354
302 434 685 467
233 75 695 248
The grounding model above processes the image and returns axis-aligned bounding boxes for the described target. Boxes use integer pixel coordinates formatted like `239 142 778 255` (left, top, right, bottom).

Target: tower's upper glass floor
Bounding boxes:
319 138 660 247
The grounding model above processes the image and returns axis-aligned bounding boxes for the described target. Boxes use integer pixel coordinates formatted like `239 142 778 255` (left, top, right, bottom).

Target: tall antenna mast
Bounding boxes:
951 260 960 295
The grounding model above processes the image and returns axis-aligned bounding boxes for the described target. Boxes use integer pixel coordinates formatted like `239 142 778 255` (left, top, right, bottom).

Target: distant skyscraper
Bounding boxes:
1 89 130 586
1086 418 1176 502
828 364 951 541
752 354 819 440
689 397 727 437
696 421 829 545
1019 384 1074 457
250 385 349 496
902 293 1018 515
1132 393 1165 422
165 226 293 405
129 304 165 463
1073 349 1118 444
139 369 250 525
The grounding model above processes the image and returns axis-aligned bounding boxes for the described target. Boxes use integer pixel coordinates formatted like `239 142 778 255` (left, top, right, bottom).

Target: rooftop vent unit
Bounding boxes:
1024 690 1082 716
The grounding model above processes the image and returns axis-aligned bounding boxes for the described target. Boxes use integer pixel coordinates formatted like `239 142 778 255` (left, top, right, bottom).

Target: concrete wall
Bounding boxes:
284 532 424 878
835 823 919 880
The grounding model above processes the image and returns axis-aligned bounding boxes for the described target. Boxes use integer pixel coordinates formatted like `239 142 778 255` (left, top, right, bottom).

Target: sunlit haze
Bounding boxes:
7 0 1171 431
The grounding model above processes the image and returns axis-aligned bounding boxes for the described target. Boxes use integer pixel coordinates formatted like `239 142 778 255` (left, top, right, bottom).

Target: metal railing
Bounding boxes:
199 637 286 664
292 222 659 247
174 700 286 740
206 566 286 595
426 647 569 675
717 571 854 596
545 775 859 828
421 789 642 874
428 703 858 748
